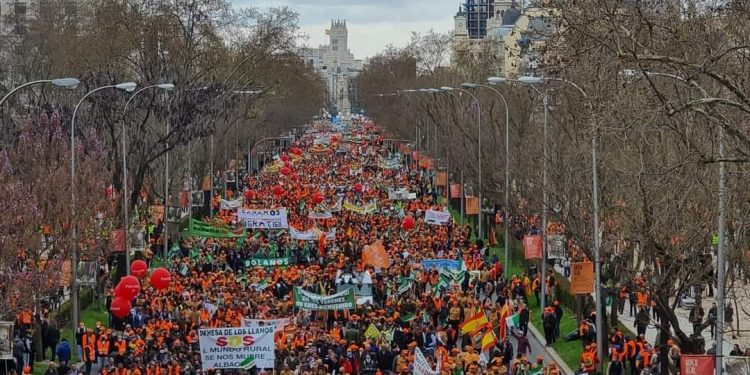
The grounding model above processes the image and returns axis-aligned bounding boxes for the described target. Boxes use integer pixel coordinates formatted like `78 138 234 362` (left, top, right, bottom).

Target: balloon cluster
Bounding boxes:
110 261 171 318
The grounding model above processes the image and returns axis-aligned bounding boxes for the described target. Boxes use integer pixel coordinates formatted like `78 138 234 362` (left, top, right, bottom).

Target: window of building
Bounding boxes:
332 45 338 51
14 2 27 16
331 39 338 45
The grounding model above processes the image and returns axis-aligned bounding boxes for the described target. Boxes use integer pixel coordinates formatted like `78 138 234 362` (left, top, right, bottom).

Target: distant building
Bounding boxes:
452 0 553 77
1 0 79 37
300 20 363 115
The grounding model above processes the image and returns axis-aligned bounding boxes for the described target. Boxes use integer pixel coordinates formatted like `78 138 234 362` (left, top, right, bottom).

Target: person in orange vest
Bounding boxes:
580 345 597 373
96 334 110 369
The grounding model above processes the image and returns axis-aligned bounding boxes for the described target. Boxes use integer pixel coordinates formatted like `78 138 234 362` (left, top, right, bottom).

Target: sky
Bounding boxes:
231 0 459 59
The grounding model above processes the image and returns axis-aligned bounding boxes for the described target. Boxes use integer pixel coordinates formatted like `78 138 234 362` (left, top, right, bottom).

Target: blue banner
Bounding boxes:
421 259 462 271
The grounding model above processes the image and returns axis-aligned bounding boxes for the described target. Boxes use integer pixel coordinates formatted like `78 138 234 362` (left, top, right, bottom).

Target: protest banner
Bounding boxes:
421 259 463 271
571 262 595 294
414 347 439 375
680 355 714 375
465 197 479 215
198 326 275 369
387 188 411 200
293 287 356 310
425 210 451 225
546 235 567 260
238 208 289 229
362 241 390 268
450 184 462 198
343 201 378 214
109 229 125 252
523 235 543 259
0 322 12 360
436 172 447 186
243 318 291 333
219 198 243 210
289 227 336 241
243 258 290 268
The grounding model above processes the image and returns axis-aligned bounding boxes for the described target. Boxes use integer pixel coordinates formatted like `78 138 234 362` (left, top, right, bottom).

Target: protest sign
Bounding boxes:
198 326 275 369
243 318 291 333
289 227 336 241
238 208 289 229
414 347 439 375
465 197 479 215
546 235 567 260
523 235 543 259
219 199 243 210
362 241 390 268
571 262 594 294
421 259 463 271
243 258 290 268
425 210 451 225
293 287 356 310
680 355 714 375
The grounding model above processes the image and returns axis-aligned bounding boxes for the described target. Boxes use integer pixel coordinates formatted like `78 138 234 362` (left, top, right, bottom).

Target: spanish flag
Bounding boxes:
460 311 489 335
499 303 510 339
481 328 498 352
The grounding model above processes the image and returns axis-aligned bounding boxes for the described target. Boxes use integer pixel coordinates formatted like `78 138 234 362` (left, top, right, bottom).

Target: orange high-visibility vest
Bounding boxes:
97 339 110 356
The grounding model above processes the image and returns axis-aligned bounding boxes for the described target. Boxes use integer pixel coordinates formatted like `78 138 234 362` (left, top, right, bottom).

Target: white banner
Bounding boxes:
243 318 292 333
220 198 243 210
238 208 289 229
546 235 567 259
289 227 336 241
414 347 439 375
387 188 411 200
425 210 451 225
198 326 275 369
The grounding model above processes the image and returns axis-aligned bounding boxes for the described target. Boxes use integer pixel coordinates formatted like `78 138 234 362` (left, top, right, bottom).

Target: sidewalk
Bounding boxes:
552 264 734 356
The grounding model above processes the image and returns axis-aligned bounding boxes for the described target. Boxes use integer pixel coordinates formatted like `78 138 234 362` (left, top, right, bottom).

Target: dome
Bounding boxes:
502 6 522 26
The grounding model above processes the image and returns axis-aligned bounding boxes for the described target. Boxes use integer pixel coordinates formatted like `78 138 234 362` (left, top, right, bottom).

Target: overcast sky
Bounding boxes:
232 0 458 58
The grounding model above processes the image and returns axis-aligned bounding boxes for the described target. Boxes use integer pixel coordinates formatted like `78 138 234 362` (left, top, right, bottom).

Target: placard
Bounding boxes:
198 326 275 369
414 347 439 375
244 257 290 268
293 287 356 310
238 208 289 229
450 184 462 198
109 229 125 252
571 261 594 294
523 235 543 260
425 210 451 225
436 172 447 186
0 322 12 360
243 318 291 333
421 259 462 271
680 355 714 375
465 197 479 215
546 235 567 259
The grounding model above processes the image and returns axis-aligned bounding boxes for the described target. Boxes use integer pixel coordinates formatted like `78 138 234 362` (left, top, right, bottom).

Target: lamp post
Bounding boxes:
0 78 80 107
623 69 729 372
462 82 511 279
488 76 549 305
70 81 137 333
121 84 175 275
440 86 483 241
515 75 601 366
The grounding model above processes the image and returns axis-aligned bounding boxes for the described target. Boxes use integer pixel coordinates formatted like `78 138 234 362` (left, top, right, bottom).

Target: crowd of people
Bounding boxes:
6 119 569 375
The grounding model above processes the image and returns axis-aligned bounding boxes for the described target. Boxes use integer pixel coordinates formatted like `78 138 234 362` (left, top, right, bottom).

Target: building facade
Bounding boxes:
452 0 552 78
300 20 364 115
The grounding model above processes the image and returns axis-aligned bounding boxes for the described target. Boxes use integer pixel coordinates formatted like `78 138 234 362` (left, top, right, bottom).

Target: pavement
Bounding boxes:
551 263 736 357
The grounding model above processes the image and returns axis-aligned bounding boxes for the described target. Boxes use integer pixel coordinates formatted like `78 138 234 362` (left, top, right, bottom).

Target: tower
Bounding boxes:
328 19 348 60
454 6 468 39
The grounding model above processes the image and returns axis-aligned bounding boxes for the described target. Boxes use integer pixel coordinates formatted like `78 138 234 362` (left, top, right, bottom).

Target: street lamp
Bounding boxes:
508 74 603 367
120 83 175 275
0 78 80 107
70 81 137 333
441 86 484 241
488 76 551 309
624 70 729 373
464 82 511 280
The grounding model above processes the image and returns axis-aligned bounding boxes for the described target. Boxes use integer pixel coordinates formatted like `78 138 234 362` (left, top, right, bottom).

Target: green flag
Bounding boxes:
364 323 380 339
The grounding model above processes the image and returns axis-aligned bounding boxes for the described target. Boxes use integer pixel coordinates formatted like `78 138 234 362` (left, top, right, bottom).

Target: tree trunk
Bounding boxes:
658 305 671 375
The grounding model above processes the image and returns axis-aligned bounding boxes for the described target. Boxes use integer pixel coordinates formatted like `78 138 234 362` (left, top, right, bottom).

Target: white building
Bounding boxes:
300 20 363 115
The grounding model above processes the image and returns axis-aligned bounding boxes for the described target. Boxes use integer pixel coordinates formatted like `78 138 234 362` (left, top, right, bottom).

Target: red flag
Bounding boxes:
318 232 326 257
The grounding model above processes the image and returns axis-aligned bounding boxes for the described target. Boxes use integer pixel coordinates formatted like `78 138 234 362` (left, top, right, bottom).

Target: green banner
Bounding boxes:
293 287 356 310
189 219 246 238
244 257 290 268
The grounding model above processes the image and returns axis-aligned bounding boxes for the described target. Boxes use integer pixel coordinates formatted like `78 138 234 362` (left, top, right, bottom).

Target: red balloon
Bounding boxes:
354 183 364 193
150 267 171 290
312 192 325 204
116 276 141 299
272 185 285 197
280 166 291 176
402 216 415 230
244 189 255 200
331 135 340 142
280 154 289 162
110 296 131 318
284 161 291 168
291 147 303 156
131 260 148 278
